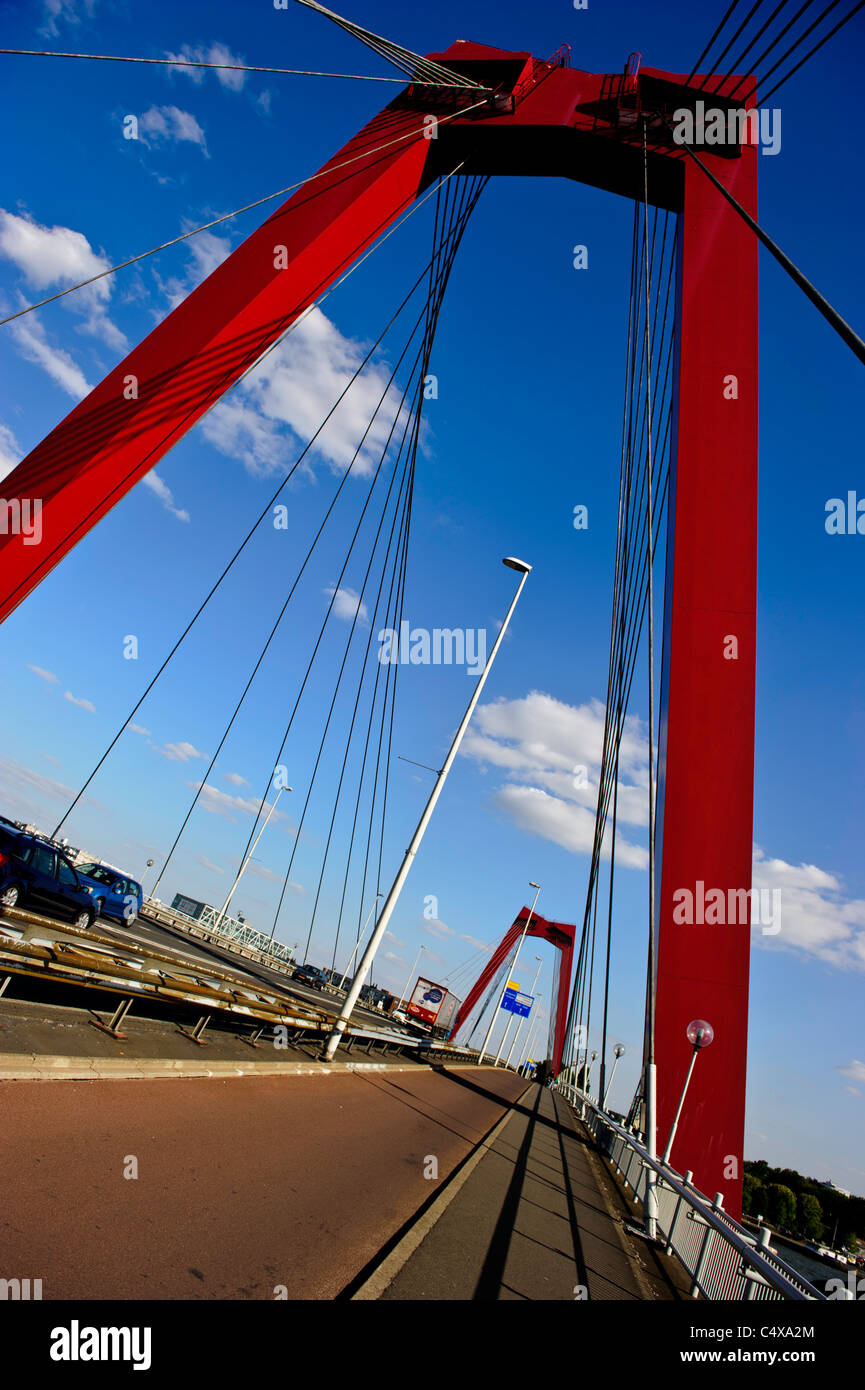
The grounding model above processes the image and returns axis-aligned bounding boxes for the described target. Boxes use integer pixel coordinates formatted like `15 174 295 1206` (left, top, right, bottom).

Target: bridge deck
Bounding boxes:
370 1084 681 1301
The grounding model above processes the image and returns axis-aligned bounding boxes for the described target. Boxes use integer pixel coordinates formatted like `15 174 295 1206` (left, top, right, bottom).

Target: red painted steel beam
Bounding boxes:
449 907 575 1073
654 131 758 1218
0 105 437 623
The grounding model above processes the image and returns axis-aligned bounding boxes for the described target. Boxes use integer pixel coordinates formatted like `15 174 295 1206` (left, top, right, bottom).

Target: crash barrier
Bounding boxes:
556 1081 826 1302
141 897 294 975
0 907 476 1062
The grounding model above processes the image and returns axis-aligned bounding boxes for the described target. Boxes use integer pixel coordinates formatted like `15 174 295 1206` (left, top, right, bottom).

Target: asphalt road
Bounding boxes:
0 1066 529 1300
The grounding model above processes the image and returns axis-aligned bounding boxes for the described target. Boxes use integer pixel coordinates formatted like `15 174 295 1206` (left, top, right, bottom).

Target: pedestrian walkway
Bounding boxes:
373 1078 678 1301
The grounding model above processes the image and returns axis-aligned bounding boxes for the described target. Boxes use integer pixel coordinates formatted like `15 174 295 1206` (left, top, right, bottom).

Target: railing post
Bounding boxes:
665 1169 693 1255
689 1192 724 1298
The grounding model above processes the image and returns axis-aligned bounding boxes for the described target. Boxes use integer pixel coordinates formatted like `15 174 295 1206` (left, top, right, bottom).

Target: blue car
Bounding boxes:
73 862 143 926
0 825 97 929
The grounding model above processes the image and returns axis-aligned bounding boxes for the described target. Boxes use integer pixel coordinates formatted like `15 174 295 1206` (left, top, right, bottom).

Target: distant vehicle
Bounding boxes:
74 863 143 926
0 825 97 929
292 963 329 989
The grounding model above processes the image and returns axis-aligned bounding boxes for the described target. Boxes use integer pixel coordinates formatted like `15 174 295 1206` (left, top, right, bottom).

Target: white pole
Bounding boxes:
337 893 383 991
603 1045 626 1109
493 1011 516 1068
323 557 533 1060
662 1047 698 1165
399 944 425 1005
520 1020 541 1073
505 957 542 1069
645 1061 659 1239
217 785 288 933
478 880 540 1065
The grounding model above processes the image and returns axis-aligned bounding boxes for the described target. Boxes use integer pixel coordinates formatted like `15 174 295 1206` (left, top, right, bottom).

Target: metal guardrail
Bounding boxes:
142 897 295 974
556 1081 826 1302
0 906 478 1062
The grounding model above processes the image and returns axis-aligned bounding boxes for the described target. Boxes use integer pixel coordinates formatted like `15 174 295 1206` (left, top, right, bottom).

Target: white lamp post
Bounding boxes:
323 557 533 1061
480 880 541 1066
603 1043 626 1108
399 943 426 1006
662 1019 714 1166
220 783 291 935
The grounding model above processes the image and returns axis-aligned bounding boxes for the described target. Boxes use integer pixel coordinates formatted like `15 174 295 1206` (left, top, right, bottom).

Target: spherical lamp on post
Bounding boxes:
662 1020 714 1166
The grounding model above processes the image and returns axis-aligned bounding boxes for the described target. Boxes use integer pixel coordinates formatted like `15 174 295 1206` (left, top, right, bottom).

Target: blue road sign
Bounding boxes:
502 988 533 1018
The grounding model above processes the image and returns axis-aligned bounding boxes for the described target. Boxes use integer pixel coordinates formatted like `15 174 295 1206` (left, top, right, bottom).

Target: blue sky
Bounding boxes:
1 0 864 1194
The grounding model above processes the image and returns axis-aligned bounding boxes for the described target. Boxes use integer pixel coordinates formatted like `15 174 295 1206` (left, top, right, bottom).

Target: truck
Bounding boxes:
405 977 461 1036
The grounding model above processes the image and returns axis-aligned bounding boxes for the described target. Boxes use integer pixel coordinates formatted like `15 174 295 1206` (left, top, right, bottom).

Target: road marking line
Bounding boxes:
350 1080 529 1300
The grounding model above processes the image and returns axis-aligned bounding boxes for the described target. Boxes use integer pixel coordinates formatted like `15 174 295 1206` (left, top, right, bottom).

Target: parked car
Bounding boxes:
0 825 97 929
292 963 329 989
74 862 142 926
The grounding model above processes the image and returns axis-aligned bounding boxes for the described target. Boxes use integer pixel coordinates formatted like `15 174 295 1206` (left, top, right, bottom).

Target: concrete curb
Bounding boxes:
0 1053 495 1082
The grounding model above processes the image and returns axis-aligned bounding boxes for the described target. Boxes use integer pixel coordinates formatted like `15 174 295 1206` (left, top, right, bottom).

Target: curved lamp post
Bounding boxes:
662 1019 715 1166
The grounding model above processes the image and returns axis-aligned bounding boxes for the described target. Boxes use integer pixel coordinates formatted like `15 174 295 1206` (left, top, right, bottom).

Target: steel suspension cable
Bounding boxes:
0 101 488 327
666 131 865 367
0 46 429 81
220 179 476 893
50 204 469 841
150 292 431 898
271 177 484 952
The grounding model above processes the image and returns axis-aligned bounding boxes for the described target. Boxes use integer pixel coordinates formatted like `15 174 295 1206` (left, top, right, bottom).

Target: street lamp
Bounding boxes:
662 1019 715 1166
603 1043 626 1108
322 556 533 1061
481 879 541 1066
399 943 426 1007
217 782 291 937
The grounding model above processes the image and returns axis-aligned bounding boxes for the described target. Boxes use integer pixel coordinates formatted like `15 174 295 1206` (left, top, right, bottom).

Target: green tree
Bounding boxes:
743 1173 765 1217
766 1183 797 1230
798 1193 823 1242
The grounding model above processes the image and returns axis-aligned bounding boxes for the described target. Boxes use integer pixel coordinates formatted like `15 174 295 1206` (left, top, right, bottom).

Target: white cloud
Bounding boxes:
159 741 205 763
28 664 59 684
165 42 248 92
461 691 649 869
64 691 95 712
224 772 250 787
138 106 209 155
838 1061 865 1083
189 782 291 826
0 209 110 292
0 421 23 484
0 209 125 350
140 471 190 523
9 315 91 399
196 855 225 875
751 846 865 971
40 0 96 38
153 228 233 313
0 753 79 823
200 307 413 479
325 586 369 624
240 861 280 883
129 723 151 736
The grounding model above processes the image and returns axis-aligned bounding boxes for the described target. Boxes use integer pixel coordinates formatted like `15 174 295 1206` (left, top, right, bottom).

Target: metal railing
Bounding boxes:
555 1081 826 1302
143 897 294 971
